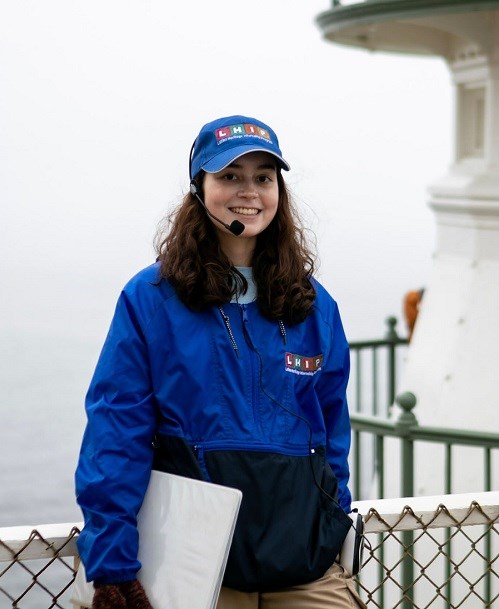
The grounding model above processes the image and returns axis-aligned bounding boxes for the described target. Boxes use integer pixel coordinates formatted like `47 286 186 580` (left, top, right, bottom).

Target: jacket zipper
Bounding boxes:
194 440 313 456
218 305 287 355
240 304 261 434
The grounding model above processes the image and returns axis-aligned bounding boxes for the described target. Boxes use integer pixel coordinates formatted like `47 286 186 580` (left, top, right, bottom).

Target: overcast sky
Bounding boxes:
1 0 453 343
0 0 459 528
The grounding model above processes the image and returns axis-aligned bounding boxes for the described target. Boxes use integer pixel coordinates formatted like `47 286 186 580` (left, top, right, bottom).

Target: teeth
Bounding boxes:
230 207 259 216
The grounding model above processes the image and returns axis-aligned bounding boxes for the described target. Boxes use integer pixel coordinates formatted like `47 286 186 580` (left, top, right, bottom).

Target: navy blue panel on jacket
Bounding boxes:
75 262 353 590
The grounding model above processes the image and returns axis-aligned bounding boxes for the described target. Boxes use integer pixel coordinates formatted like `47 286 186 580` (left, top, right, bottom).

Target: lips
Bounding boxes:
229 207 260 216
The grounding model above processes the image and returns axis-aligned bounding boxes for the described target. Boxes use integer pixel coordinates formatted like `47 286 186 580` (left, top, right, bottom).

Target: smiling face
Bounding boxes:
202 151 279 266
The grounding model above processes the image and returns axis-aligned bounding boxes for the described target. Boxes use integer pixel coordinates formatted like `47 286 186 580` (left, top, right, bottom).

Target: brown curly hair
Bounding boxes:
155 171 316 325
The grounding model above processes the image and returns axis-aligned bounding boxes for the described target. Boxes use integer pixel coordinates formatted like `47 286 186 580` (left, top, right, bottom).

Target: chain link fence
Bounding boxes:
358 498 498 608
0 495 497 608
0 525 80 608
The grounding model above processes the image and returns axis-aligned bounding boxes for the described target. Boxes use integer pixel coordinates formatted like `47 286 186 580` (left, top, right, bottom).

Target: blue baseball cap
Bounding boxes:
189 115 290 179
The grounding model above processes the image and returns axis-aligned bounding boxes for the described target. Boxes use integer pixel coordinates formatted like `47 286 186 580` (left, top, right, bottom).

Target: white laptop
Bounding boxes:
71 470 242 609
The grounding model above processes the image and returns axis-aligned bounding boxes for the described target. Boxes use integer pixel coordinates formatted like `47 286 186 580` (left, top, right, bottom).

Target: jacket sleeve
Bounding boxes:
75 288 157 584
316 301 352 513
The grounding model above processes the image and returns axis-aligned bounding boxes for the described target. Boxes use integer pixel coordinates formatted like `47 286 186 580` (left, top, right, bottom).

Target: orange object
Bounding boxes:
404 289 424 340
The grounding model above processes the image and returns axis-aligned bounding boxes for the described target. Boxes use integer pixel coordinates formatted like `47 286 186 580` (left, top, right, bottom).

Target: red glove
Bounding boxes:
92 579 153 609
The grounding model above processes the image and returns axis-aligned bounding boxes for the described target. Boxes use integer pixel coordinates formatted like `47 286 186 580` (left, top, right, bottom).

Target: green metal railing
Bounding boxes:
347 315 498 500
348 316 409 419
350 392 499 608
347 319 498 607
348 317 409 501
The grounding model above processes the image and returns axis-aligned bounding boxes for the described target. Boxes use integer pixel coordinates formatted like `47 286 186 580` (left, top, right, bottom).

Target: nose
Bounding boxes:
237 184 258 199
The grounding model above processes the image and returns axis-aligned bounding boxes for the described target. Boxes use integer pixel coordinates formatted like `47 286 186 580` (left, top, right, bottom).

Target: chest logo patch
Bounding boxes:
285 352 323 376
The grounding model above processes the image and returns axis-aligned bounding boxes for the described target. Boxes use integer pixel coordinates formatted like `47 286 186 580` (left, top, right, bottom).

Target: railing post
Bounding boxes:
395 392 418 497
385 316 400 407
395 392 418 609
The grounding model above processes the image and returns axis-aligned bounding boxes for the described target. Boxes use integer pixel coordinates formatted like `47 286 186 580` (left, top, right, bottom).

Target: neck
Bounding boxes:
219 234 255 267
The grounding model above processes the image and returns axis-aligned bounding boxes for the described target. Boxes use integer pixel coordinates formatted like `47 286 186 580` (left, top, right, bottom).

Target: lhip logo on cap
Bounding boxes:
214 123 272 144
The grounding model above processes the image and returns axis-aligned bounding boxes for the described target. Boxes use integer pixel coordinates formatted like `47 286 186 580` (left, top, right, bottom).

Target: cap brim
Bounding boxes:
202 145 290 174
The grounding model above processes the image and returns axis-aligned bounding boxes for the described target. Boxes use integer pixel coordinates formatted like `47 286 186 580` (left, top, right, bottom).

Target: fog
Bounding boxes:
1 0 452 524
1 0 452 337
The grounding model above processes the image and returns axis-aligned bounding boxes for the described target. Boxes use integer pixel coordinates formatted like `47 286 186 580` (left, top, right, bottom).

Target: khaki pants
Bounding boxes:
217 562 367 609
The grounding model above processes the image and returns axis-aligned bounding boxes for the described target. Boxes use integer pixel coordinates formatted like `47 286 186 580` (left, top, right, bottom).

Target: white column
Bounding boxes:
397 35 499 495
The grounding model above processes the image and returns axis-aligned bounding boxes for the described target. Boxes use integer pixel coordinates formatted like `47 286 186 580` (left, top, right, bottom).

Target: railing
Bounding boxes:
0 522 80 608
350 391 498 501
348 317 409 499
347 318 498 606
348 316 409 419
355 492 498 608
0 493 497 608
349 392 499 608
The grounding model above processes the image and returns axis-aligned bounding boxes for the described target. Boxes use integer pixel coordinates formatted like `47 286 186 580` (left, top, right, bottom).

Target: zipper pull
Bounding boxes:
241 303 249 324
240 304 256 349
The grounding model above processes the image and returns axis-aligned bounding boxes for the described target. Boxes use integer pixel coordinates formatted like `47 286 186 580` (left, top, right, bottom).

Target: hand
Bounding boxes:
93 579 153 609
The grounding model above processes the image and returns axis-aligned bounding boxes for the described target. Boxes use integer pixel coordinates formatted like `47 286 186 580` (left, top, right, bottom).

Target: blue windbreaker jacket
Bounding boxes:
75 262 352 591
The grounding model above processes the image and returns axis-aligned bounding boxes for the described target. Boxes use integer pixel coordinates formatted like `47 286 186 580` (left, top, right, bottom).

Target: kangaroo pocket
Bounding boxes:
204 447 351 592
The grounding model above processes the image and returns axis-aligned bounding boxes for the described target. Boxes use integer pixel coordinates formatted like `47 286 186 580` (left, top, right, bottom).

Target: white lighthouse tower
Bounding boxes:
316 1 499 496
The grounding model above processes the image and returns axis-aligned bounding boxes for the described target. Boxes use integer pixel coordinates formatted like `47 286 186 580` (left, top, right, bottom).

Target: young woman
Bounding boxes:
75 115 365 609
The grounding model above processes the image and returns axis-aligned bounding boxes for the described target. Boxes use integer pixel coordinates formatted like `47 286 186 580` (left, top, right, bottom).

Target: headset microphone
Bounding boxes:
190 181 245 236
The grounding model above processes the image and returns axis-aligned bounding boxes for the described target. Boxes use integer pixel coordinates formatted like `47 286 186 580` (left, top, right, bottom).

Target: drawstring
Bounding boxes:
218 307 239 358
218 307 287 357
278 319 287 344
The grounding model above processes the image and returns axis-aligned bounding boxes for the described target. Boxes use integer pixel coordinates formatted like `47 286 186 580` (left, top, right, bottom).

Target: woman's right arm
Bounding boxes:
75 288 158 585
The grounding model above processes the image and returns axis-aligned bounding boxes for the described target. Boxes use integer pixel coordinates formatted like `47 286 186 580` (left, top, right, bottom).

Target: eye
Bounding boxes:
257 174 273 183
221 172 237 181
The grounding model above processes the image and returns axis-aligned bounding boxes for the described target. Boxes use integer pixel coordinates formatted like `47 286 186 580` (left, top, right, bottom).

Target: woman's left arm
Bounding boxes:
316 301 352 513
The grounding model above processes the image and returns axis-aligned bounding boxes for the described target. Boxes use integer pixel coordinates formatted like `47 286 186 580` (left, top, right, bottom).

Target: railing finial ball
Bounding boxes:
395 391 417 412
395 392 418 433
384 316 399 340
396 392 417 411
